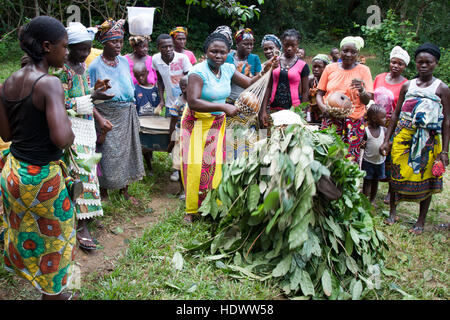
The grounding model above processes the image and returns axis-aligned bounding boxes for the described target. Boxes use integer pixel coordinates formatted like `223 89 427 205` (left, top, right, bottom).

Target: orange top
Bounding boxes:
317 63 373 120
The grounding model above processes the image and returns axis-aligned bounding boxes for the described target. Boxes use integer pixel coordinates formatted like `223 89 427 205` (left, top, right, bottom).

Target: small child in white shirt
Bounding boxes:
360 104 387 204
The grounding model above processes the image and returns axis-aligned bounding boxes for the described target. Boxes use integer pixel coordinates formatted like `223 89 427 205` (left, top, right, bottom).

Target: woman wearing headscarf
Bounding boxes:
170 26 197 65
373 46 409 204
315 36 374 163
225 28 262 104
88 19 145 206
182 32 274 223
259 29 310 128
0 16 76 300
308 54 331 123
380 43 449 234
125 35 158 86
261 34 282 63
58 22 115 251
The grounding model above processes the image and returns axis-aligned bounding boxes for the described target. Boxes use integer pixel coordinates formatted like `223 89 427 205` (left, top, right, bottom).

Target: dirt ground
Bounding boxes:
0 179 181 300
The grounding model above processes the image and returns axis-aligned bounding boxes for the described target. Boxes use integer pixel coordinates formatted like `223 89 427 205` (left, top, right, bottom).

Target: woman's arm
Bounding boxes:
39 77 75 149
259 73 273 128
379 81 410 156
437 82 450 166
232 57 276 89
316 90 328 113
187 74 237 116
300 76 310 103
0 84 12 141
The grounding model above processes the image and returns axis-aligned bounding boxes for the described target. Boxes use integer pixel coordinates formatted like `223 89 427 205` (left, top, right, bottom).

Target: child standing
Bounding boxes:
361 104 387 204
168 75 188 198
133 62 161 173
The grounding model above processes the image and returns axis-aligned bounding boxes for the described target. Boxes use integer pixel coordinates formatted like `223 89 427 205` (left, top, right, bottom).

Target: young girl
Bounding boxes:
308 54 331 123
361 104 387 204
259 29 310 127
168 75 187 197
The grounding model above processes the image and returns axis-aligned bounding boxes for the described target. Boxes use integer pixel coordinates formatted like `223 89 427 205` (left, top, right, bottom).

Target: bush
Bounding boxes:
434 48 450 85
360 9 418 80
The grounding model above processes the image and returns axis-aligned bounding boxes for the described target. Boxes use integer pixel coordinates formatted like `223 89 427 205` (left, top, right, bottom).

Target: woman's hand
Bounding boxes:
222 103 238 117
262 56 279 75
98 116 113 134
92 79 114 101
351 78 365 93
259 110 271 128
379 141 391 157
437 152 449 167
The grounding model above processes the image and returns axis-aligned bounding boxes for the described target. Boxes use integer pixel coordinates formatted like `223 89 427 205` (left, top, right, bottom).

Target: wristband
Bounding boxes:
441 151 449 154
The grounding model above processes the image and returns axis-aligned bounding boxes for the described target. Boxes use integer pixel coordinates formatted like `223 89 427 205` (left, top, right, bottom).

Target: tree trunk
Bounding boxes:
34 0 40 17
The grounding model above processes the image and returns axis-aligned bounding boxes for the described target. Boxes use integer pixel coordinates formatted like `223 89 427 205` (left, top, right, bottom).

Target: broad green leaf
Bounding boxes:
321 269 333 297
349 226 360 246
345 231 354 255
351 280 363 300
272 254 292 277
346 256 359 275
247 183 260 211
299 270 315 296
172 252 184 271
263 190 279 212
325 217 344 239
289 213 311 250
266 208 282 234
290 268 302 291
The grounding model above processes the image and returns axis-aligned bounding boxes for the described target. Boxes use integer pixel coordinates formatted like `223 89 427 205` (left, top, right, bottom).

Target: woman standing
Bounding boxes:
170 26 197 65
308 54 331 123
380 43 449 234
0 16 76 300
225 28 262 104
125 35 158 86
260 29 310 127
59 22 114 251
373 46 409 204
182 33 273 223
88 19 145 205
261 34 282 64
315 36 373 163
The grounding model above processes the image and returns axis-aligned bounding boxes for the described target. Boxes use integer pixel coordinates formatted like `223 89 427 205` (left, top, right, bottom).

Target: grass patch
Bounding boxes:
79 203 280 300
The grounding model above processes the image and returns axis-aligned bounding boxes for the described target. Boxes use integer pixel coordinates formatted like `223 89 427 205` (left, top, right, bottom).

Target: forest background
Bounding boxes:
0 0 448 82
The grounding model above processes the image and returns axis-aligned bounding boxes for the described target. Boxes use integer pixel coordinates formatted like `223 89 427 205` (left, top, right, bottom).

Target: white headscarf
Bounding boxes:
340 36 364 51
66 22 97 45
390 46 410 66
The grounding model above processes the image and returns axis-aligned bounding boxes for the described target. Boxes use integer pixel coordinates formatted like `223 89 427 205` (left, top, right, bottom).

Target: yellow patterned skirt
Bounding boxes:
390 119 443 204
1 151 76 295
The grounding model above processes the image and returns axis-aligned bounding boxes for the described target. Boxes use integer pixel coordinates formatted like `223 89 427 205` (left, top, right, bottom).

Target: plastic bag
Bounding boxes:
127 7 155 35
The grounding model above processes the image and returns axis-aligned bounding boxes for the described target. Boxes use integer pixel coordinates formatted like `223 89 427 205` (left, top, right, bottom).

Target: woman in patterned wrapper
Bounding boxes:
373 46 409 205
0 16 77 300
315 36 374 163
88 19 145 206
379 43 450 235
59 22 115 251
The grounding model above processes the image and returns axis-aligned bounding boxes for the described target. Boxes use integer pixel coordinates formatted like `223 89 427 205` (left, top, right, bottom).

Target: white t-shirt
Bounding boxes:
152 51 192 108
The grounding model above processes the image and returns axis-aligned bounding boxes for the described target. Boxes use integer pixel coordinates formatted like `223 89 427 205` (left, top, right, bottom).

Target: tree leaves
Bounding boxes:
321 269 333 296
191 124 387 300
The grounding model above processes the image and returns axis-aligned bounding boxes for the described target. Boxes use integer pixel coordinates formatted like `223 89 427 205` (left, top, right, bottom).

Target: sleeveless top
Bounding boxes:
363 127 386 164
1 74 63 166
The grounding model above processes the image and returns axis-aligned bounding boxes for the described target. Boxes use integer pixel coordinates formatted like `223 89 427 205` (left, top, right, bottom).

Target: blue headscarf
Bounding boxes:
261 34 282 50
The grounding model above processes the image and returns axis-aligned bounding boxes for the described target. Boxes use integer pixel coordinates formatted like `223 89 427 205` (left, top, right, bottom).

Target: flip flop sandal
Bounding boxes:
68 291 80 300
408 226 424 235
384 216 399 226
77 236 97 251
183 214 199 224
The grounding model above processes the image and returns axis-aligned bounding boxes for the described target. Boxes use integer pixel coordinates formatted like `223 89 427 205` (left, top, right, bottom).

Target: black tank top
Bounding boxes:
1 74 63 166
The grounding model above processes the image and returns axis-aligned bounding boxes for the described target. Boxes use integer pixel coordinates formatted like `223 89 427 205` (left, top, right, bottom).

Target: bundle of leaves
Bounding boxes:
190 122 389 300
